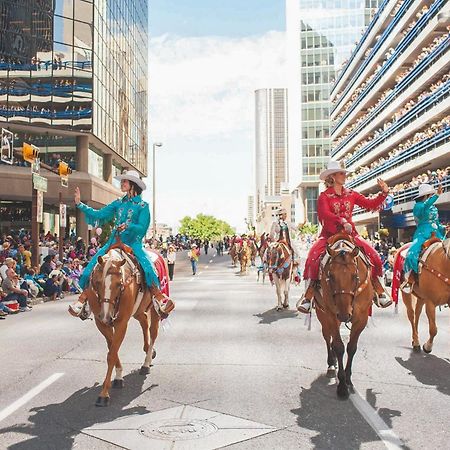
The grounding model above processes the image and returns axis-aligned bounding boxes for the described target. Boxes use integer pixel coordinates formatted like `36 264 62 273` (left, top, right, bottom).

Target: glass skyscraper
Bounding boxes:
287 0 380 223
0 0 148 236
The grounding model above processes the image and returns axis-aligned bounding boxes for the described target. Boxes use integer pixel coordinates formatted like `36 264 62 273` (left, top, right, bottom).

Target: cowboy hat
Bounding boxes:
114 169 146 191
415 183 435 200
276 207 287 215
319 160 351 181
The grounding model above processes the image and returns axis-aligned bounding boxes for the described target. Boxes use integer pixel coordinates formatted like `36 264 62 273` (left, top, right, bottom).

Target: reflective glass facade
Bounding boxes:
0 0 148 174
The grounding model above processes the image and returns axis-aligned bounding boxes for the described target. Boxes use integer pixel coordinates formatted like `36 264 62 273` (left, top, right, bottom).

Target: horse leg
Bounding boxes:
345 319 367 391
283 279 289 308
275 278 282 310
413 297 425 352
97 320 129 406
140 306 160 375
317 309 336 377
423 301 437 354
331 329 348 399
402 292 420 351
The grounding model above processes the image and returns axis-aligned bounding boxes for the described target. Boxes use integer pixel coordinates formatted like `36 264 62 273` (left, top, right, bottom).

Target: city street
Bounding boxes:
1 250 449 450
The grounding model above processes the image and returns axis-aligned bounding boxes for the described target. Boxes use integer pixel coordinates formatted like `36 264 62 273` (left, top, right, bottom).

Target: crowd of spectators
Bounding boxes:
344 115 450 183
332 20 449 127
390 168 449 194
333 71 449 152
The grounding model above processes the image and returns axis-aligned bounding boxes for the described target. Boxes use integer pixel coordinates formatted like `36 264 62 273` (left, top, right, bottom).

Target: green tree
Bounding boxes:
298 222 319 235
179 214 235 241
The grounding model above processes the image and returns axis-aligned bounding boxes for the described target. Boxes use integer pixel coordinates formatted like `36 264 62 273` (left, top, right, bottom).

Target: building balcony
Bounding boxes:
331 1 448 132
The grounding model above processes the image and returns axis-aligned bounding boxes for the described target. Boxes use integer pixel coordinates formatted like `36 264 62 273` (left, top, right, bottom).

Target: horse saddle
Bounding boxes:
422 234 441 251
108 242 144 288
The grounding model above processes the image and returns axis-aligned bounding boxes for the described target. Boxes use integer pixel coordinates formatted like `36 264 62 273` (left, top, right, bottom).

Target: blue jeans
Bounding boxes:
191 259 198 274
3 293 27 308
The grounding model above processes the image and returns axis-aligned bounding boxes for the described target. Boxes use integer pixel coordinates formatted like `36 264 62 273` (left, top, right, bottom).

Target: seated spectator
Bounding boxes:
1 268 31 312
43 274 62 301
0 257 16 281
40 254 53 276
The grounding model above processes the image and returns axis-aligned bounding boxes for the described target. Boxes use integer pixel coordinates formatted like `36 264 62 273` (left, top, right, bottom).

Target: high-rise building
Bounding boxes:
0 0 148 238
286 0 380 224
247 195 255 227
330 0 450 241
254 88 289 232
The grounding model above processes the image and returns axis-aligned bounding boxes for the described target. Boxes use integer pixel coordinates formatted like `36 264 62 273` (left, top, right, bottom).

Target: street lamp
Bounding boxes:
152 142 163 239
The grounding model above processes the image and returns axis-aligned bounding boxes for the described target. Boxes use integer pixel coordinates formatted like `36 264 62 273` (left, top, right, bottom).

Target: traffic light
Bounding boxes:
58 161 72 177
23 142 40 163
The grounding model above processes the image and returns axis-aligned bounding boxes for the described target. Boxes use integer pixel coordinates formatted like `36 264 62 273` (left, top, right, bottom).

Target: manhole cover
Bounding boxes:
140 418 219 441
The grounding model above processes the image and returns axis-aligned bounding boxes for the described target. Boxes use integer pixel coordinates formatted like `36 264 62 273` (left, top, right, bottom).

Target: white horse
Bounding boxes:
267 242 293 310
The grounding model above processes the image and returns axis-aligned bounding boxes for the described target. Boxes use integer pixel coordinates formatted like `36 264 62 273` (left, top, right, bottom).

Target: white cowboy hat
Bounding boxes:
114 169 146 191
276 207 287 215
415 183 435 200
319 160 351 181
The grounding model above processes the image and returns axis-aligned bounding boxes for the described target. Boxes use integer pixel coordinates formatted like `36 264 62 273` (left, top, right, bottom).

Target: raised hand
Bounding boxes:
437 184 443 195
377 178 389 194
74 186 81 205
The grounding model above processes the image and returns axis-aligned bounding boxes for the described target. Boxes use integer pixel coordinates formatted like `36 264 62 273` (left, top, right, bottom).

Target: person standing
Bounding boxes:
189 244 199 275
167 244 176 281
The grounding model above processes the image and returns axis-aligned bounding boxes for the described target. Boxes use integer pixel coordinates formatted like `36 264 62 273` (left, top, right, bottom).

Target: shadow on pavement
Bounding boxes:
291 375 403 450
396 352 450 396
0 371 158 450
254 308 298 324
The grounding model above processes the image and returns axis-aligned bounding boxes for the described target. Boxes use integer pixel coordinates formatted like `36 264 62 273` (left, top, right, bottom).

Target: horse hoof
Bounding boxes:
139 366 151 375
112 379 124 389
337 384 349 400
95 396 110 407
412 345 421 353
152 349 157 360
326 367 336 378
276 307 282 311
422 344 432 354
283 304 289 309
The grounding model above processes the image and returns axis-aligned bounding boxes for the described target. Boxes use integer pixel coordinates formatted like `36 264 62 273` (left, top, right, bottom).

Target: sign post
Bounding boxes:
59 194 66 261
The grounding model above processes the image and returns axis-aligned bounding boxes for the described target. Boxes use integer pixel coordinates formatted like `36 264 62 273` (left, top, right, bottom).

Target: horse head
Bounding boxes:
325 245 360 323
96 254 127 325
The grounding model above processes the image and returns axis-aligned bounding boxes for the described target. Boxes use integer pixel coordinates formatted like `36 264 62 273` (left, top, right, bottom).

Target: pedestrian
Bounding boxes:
204 240 209 255
189 244 199 275
167 244 176 281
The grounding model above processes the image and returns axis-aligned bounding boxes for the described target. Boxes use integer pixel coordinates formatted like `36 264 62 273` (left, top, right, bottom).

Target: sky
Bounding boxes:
145 0 287 233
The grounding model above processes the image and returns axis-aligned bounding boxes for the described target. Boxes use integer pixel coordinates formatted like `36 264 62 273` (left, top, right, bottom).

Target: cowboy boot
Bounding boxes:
68 290 89 317
296 279 317 314
400 271 416 294
151 287 175 319
372 276 393 308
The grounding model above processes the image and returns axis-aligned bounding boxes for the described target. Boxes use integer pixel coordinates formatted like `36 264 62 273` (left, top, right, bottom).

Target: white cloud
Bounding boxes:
147 31 287 231
149 31 287 140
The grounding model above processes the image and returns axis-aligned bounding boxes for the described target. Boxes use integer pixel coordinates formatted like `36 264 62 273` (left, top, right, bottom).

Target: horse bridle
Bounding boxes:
269 242 292 275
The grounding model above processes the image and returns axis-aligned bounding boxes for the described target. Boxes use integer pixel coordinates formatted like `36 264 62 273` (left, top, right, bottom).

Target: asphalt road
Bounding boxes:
1 249 449 450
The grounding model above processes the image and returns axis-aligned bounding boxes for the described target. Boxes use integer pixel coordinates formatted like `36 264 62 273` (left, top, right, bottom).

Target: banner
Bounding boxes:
1 128 13 165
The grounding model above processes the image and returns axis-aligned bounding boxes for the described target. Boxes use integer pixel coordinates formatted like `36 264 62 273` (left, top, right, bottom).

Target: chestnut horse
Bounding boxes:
229 243 239 267
238 241 252 274
85 248 165 406
314 235 373 399
267 241 293 310
395 238 450 353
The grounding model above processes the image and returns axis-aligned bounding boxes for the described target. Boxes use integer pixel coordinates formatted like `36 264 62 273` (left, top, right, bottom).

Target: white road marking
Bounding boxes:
350 388 404 450
0 373 64 423
209 259 213 263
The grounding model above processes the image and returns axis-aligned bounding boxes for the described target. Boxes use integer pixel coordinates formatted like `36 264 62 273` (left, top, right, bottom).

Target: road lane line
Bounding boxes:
350 389 404 450
0 372 64 423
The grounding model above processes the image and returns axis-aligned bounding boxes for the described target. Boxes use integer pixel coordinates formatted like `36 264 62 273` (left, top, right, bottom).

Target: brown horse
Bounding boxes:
85 248 162 406
239 241 252 274
229 243 239 267
249 240 258 266
314 235 373 399
398 239 450 353
267 241 293 310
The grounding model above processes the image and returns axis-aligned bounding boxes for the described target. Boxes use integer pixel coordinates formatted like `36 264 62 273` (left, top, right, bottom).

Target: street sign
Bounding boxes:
383 194 394 210
59 203 67 228
37 190 43 223
31 157 40 175
33 173 48 192
61 176 68 188
1 128 13 165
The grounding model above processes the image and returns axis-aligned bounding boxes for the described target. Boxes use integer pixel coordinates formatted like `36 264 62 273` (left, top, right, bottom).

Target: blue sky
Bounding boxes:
149 0 285 37
146 1 287 232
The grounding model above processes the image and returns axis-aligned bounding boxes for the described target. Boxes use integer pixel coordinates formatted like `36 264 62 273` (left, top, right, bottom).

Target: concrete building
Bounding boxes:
254 88 289 233
286 0 380 224
330 0 450 242
247 195 255 227
0 0 148 239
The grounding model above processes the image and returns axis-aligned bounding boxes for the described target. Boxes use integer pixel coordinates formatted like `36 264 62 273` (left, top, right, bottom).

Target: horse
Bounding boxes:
267 241 293 310
229 243 239 267
313 234 373 399
258 233 269 260
249 240 258 266
85 247 167 407
394 238 450 353
238 241 252 274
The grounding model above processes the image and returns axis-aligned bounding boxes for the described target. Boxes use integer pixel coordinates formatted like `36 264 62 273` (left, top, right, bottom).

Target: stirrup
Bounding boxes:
68 301 83 317
373 293 392 308
400 281 412 294
296 296 312 314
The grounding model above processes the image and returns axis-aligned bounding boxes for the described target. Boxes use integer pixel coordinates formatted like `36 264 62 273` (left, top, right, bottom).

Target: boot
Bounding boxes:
400 271 415 294
372 276 393 308
151 287 175 319
296 279 317 314
68 290 88 317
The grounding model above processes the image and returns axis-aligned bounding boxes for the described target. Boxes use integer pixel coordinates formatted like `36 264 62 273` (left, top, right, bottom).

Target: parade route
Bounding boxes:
1 251 449 449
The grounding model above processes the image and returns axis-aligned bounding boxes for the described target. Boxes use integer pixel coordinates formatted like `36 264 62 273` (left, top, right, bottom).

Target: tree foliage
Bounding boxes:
179 214 235 241
298 222 319 235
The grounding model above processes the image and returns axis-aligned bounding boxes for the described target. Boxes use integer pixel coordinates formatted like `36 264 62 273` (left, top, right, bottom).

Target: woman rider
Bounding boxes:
297 160 393 313
68 170 173 318
401 183 445 293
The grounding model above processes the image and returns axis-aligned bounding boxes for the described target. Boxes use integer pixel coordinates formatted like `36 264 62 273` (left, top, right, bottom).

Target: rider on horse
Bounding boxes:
269 207 300 260
297 160 393 314
69 170 173 318
401 183 446 293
